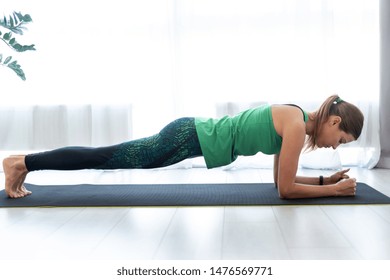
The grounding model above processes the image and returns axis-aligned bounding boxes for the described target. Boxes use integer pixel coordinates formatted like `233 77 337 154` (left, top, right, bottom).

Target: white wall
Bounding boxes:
378 0 390 168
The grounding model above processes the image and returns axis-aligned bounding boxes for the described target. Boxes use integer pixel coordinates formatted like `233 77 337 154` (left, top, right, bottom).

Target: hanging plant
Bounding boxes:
0 11 36 80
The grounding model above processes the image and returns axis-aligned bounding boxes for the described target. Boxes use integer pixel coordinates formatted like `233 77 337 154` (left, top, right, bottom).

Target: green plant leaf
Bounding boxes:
3 32 12 40
0 55 26 80
3 56 12 64
15 12 24 22
13 13 19 25
0 12 33 81
0 34 36 52
0 12 33 35
24 44 36 51
13 44 36 52
22 14 32 23
7 60 26 80
8 60 17 67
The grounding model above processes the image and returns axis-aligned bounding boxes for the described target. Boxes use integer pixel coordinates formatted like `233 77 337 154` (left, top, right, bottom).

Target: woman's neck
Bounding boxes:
305 112 316 136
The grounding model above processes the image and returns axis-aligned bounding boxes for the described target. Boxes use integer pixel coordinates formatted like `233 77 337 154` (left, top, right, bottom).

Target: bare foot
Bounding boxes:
3 155 31 198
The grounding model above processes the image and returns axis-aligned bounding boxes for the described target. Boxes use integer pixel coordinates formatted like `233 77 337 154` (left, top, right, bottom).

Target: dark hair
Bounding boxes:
306 95 364 150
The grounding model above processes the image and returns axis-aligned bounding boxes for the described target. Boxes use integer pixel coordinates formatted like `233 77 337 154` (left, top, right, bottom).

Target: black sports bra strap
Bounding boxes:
284 104 307 121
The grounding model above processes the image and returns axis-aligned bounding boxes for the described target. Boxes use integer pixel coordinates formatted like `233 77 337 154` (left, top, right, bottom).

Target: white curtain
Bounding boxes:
1 0 379 168
0 104 133 149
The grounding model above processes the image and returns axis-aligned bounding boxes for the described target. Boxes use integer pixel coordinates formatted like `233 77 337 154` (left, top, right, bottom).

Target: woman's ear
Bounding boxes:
330 116 342 126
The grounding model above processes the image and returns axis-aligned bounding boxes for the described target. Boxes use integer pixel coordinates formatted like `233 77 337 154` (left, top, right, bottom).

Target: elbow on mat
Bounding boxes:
278 187 295 200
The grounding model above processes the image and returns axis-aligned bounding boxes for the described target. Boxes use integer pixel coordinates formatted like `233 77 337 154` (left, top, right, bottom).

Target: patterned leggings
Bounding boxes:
25 117 203 171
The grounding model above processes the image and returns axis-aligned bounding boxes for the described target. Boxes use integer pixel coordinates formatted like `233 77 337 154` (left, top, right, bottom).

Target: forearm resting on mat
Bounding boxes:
295 176 330 185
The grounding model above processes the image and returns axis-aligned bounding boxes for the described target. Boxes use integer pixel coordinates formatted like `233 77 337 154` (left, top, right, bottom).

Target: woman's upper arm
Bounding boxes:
276 122 306 197
273 154 279 186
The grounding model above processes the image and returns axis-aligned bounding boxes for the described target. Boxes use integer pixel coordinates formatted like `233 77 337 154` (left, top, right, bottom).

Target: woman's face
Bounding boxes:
316 116 355 149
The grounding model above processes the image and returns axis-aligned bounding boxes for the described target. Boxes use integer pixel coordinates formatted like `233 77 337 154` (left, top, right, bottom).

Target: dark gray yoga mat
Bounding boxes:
1 182 389 207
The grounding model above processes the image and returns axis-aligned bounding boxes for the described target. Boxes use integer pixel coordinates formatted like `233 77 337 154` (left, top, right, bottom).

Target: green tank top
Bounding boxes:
195 104 308 168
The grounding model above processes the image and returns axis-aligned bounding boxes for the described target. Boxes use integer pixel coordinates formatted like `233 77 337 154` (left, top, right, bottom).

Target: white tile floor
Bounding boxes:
1 166 390 260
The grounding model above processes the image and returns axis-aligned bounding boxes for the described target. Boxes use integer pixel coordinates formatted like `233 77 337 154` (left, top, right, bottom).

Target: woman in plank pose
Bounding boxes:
3 95 363 199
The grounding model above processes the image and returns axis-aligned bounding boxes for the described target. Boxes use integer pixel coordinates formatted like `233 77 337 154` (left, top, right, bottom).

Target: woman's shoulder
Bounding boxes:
271 103 304 114
271 104 307 121
271 104 307 137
